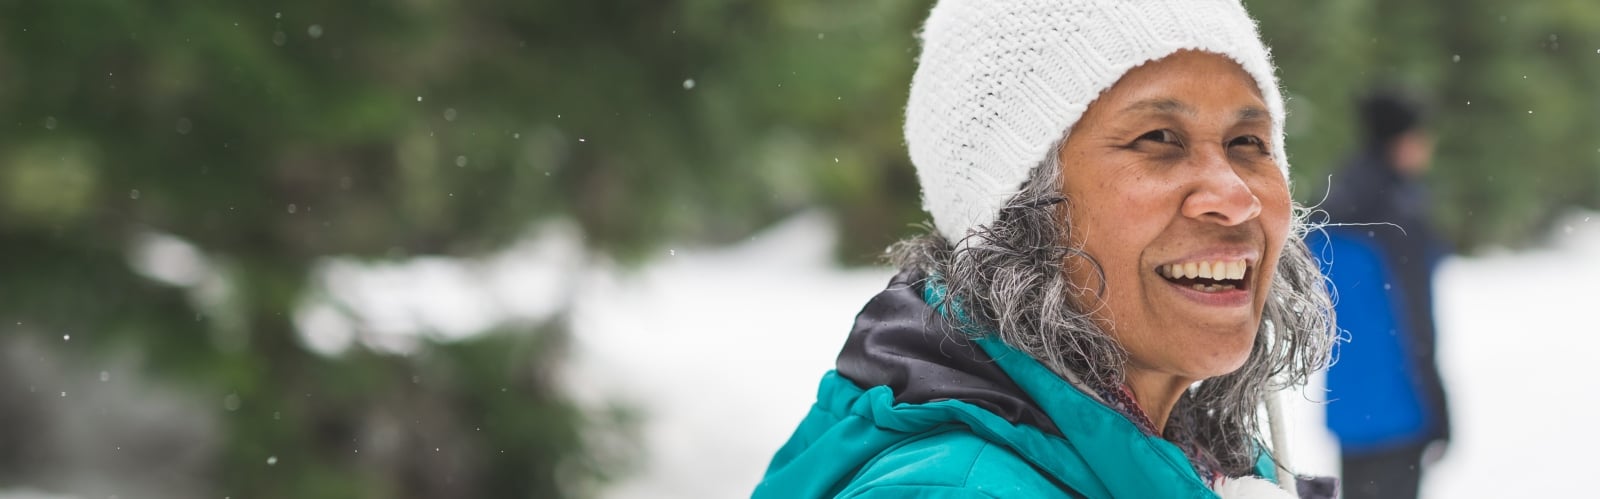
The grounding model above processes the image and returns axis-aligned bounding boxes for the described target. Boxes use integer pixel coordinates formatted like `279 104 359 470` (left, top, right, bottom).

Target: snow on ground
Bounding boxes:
571 210 1600 499
1422 211 1600 498
565 213 894 499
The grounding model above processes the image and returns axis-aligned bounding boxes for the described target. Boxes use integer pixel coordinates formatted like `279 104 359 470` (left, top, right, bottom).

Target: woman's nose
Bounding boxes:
1180 149 1262 226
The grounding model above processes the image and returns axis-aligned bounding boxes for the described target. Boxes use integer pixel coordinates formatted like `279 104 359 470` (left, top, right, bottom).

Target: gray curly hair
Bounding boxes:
890 147 1336 476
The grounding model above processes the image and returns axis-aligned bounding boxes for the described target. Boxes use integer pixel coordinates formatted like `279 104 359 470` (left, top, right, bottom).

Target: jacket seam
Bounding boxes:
958 440 993 488
847 484 1002 498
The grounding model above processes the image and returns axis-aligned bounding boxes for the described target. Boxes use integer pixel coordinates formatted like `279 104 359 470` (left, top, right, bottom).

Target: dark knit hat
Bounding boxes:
1359 89 1426 148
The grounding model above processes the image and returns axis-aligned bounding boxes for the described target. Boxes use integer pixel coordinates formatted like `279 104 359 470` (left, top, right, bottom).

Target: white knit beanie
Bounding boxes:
905 0 1289 244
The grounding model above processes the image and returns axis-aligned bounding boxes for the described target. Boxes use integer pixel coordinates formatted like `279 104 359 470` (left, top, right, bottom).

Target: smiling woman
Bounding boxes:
1055 51 1293 432
754 1 1337 498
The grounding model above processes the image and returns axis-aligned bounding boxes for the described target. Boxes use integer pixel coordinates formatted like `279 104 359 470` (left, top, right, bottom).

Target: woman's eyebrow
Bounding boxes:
1236 106 1269 123
1117 100 1272 127
1120 98 1195 117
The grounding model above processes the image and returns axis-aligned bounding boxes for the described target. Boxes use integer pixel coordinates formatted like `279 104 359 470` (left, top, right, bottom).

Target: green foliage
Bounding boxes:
1248 0 1600 250
1 0 933 494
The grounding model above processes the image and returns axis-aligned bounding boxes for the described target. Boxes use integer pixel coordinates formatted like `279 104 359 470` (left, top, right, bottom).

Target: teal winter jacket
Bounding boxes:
754 271 1281 498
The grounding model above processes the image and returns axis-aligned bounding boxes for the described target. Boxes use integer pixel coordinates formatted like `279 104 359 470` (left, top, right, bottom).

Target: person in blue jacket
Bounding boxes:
1308 90 1451 499
755 1 1340 497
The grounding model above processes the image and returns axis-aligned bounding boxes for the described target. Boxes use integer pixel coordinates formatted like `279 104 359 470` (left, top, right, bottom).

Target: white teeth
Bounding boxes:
1163 259 1249 281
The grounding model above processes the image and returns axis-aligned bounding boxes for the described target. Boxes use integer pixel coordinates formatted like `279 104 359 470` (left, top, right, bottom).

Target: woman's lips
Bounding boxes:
1162 277 1253 307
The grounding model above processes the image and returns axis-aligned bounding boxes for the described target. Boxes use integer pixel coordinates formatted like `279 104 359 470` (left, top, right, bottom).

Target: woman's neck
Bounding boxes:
1122 367 1196 434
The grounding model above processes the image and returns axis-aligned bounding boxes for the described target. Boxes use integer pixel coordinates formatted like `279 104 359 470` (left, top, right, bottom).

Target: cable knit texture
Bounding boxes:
905 0 1289 244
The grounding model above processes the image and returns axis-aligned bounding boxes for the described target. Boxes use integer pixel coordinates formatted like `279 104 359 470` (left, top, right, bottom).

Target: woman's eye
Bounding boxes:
1137 129 1180 145
1229 135 1265 150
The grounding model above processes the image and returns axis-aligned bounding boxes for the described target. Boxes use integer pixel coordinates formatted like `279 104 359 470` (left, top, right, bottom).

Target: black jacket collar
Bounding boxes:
834 270 1061 436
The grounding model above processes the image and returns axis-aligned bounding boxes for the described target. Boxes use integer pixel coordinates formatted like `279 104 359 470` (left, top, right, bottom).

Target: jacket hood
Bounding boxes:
834 271 1061 436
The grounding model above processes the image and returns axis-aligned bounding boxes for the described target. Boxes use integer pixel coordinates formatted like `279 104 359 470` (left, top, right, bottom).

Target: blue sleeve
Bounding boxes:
1303 229 1430 450
1305 230 1402 353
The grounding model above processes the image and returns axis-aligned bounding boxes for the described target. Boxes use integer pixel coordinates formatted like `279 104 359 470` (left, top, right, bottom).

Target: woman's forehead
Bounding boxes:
1087 52 1269 124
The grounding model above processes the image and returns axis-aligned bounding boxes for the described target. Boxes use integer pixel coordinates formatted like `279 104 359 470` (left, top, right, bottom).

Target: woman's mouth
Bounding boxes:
1156 258 1251 292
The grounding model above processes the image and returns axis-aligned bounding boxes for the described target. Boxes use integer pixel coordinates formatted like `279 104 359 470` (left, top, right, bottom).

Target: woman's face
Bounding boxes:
1057 50 1290 381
